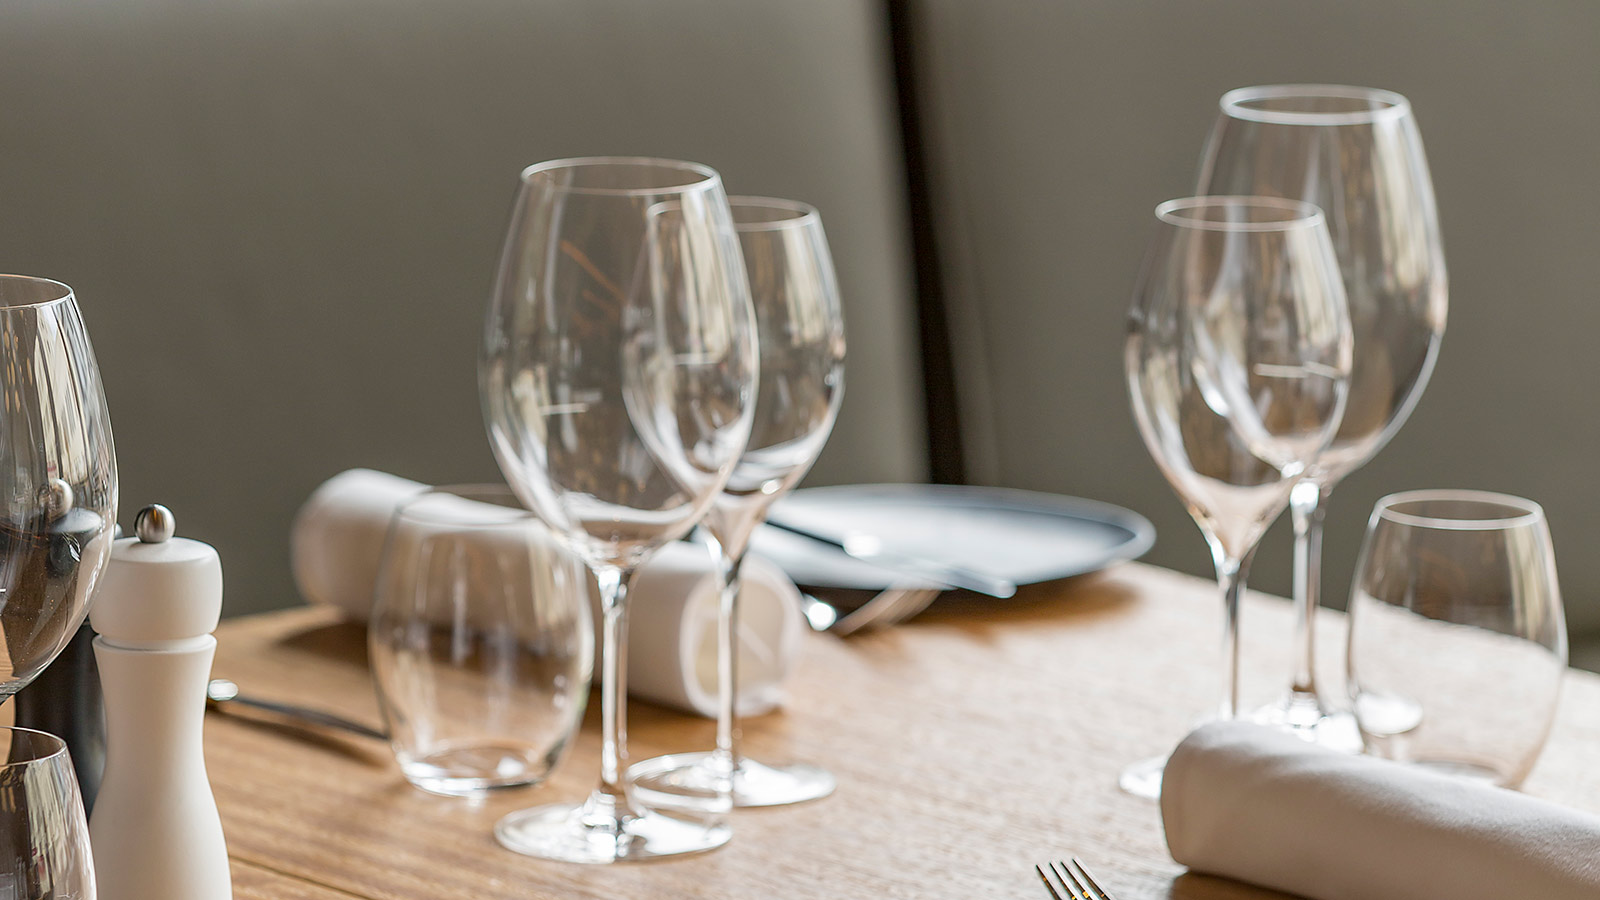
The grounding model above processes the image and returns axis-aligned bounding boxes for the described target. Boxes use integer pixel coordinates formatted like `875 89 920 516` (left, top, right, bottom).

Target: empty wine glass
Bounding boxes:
1121 197 1352 797
481 158 757 862
1198 86 1448 746
0 275 118 703
369 485 592 798
1 727 96 899
1348 490 1566 787
630 197 846 809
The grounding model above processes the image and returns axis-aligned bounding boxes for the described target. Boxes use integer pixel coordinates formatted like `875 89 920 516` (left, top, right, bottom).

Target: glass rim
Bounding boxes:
1373 489 1546 531
0 726 70 766
1220 84 1412 126
0 274 75 311
393 483 535 528
728 196 821 231
518 156 722 197
1155 196 1325 233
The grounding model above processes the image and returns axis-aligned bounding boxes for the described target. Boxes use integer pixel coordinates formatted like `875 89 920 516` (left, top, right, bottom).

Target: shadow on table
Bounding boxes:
908 570 1142 632
274 619 371 668
1163 872 1303 900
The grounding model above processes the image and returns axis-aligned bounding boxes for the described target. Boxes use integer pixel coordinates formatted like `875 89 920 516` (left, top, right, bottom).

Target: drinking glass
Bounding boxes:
369 485 592 798
481 158 757 862
1121 197 1352 797
1347 490 1566 787
1198 85 1448 745
629 197 846 808
1 727 96 899
0 275 118 703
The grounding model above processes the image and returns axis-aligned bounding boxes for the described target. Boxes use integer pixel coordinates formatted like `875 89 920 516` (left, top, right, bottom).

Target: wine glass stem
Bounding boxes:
592 564 638 818
1216 544 1257 721
712 544 746 776
1289 480 1329 708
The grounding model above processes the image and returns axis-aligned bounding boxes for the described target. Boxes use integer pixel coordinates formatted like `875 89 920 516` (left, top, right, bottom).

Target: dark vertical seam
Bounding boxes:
885 0 965 485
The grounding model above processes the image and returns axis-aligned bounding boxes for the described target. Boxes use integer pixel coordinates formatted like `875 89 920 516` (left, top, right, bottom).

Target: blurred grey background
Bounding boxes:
0 0 1595 669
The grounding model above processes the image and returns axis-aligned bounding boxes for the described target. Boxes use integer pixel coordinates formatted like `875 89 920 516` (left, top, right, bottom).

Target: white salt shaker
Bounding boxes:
89 504 233 900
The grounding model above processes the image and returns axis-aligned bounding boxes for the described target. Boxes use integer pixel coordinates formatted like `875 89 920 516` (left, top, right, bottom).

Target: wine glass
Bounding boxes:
1197 85 1448 746
0 727 96 898
1347 490 1566 787
1121 197 1352 797
0 275 118 703
629 197 846 808
480 158 757 863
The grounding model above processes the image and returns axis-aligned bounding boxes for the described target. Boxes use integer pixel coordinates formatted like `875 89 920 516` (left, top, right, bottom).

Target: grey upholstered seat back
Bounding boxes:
0 0 925 615
912 0 1600 637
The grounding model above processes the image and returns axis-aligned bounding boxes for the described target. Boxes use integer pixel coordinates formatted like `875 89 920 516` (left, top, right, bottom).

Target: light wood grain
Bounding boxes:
204 562 1600 900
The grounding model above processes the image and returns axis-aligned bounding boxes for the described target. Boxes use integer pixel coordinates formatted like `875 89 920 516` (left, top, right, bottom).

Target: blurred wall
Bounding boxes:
0 0 926 617
910 1 1600 650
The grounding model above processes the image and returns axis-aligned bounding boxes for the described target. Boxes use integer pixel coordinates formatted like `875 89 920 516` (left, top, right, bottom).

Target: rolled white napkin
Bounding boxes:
1162 721 1600 900
290 469 805 718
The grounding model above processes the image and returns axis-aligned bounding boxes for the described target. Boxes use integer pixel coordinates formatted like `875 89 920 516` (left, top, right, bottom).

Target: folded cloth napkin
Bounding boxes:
1162 721 1600 900
290 469 806 718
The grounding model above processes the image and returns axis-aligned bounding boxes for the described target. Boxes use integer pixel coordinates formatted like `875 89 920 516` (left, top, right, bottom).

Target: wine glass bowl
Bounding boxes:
1198 85 1447 742
0 275 118 702
1121 196 1351 797
481 158 756 863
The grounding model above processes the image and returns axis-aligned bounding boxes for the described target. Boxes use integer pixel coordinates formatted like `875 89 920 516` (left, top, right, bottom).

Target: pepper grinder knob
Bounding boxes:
135 504 175 543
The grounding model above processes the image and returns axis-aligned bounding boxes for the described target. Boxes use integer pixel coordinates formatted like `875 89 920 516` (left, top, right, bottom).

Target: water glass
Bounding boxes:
1 727 96 899
1348 490 1567 786
369 485 593 797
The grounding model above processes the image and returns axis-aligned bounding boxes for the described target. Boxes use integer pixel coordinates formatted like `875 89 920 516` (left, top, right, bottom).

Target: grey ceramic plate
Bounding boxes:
749 484 1155 591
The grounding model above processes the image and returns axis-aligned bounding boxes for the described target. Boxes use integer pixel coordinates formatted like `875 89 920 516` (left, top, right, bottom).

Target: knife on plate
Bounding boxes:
762 518 1018 599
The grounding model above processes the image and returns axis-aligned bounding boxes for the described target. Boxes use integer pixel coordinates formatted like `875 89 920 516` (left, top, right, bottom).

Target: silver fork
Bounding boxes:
1035 858 1118 900
805 586 941 636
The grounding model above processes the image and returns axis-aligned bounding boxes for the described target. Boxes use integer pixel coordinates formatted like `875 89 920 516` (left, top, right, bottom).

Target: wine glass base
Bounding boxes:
494 800 729 863
631 751 836 809
1118 755 1166 799
1246 700 1363 753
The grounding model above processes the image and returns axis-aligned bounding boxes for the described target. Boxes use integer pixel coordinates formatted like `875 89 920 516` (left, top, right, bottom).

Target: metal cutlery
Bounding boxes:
1036 858 1118 900
763 517 1017 598
205 678 388 741
800 586 942 636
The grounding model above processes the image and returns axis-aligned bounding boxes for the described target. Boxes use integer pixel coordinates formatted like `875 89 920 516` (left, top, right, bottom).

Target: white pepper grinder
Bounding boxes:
89 504 233 900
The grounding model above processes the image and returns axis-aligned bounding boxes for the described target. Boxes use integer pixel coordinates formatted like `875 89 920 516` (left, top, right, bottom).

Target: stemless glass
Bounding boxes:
1348 491 1566 787
1198 85 1448 745
0 275 118 702
630 197 847 808
481 158 757 862
1121 197 1351 797
1 727 96 899
369 485 592 798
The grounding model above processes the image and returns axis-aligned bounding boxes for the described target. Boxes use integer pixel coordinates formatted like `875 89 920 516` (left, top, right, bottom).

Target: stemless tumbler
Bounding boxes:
0 727 96 899
1348 490 1567 787
370 486 592 798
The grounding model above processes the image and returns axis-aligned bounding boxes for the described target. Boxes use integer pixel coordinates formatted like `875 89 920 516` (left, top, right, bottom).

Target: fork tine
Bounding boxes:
1070 858 1114 899
1056 860 1093 899
1050 861 1086 899
1035 864 1066 900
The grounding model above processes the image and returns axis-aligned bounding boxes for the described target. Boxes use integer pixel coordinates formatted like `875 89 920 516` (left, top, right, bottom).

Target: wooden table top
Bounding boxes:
202 562 1600 900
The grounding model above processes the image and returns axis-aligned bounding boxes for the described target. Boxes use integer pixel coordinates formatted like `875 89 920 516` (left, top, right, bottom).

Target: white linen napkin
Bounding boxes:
1161 720 1600 900
289 469 806 718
